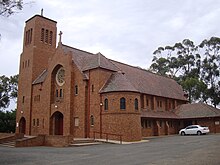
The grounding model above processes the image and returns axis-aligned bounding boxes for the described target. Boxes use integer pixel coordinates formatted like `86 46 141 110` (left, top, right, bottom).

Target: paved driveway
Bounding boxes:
0 134 220 165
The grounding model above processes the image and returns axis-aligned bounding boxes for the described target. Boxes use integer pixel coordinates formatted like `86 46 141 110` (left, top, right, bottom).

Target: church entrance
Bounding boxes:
50 111 63 135
19 117 26 134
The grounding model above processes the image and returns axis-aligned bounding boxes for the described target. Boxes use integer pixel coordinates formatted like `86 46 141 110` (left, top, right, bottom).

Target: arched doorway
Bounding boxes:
19 117 26 134
50 111 63 135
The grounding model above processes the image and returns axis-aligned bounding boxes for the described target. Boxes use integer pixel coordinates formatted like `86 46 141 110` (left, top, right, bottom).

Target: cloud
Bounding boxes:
1 0 220 76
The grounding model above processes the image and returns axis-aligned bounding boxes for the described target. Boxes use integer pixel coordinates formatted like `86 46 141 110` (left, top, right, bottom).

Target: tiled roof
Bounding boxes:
100 72 139 93
62 45 119 72
32 69 48 85
110 61 187 101
141 110 178 119
61 44 186 101
175 102 220 118
141 103 220 119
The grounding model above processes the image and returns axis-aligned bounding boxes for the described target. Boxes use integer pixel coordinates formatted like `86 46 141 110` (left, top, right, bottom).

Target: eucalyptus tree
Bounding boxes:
150 39 204 104
199 37 220 107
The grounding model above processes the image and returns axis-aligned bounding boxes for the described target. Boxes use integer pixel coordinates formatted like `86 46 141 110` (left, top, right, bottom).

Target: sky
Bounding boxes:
1 0 220 76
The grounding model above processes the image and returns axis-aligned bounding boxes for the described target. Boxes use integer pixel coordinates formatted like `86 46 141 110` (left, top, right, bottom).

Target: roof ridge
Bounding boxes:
110 59 174 80
32 69 47 85
62 44 94 56
100 72 139 93
202 103 220 114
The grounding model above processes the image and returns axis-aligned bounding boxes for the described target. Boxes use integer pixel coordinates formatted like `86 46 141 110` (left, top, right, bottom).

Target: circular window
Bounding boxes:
56 67 65 86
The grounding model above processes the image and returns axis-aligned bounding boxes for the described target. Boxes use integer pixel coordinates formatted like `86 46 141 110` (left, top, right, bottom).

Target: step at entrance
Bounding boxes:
0 141 16 148
69 138 102 147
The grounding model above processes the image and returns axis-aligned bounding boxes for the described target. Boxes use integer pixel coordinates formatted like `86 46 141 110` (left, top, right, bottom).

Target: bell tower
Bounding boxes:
16 13 57 135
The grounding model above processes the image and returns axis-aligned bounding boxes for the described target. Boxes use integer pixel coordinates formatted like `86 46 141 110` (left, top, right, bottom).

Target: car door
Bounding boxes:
185 126 192 134
191 126 198 134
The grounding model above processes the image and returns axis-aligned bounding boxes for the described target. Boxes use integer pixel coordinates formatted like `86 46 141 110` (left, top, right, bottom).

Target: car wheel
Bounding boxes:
181 131 185 136
197 131 202 135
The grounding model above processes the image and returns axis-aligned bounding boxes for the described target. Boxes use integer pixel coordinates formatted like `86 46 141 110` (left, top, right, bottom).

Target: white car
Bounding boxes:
179 125 210 135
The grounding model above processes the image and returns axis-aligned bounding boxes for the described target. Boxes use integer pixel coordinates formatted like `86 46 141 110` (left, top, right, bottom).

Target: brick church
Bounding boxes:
16 13 220 142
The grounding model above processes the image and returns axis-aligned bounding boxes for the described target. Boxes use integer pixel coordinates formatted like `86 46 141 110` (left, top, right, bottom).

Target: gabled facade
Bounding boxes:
16 14 220 142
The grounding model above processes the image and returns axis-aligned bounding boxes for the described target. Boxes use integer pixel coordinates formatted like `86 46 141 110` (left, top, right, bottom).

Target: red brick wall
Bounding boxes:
16 15 57 135
44 135 72 147
99 92 142 141
197 118 220 133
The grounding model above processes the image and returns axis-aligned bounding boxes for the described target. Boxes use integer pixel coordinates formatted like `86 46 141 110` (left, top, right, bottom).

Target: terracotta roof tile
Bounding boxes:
62 45 119 72
61 44 187 101
32 69 47 85
175 102 220 118
111 61 187 101
141 110 178 119
100 72 139 93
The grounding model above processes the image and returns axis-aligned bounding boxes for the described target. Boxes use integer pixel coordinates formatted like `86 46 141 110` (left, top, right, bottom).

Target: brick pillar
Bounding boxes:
154 120 160 136
165 121 169 135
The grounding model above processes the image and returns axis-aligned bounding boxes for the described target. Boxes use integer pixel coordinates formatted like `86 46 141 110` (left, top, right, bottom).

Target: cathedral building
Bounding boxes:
16 14 220 143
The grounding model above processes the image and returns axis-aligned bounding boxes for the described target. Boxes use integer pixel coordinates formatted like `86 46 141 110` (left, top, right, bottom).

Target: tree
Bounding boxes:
199 37 220 107
0 75 18 133
0 109 16 132
0 74 18 110
0 0 23 17
150 56 170 76
180 77 207 103
150 37 220 107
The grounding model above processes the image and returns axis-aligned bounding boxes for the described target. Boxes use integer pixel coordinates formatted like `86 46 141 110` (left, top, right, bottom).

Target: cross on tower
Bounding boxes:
41 8 43 16
59 31 63 43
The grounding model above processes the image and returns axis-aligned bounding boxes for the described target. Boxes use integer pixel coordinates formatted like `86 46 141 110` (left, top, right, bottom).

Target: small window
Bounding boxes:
33 119 35 126
74 117 79 127
104 98 108 111
22 96 25 103
146 99 149 106
92 85 94 92
90 115 94 126
37 119 39 127
60 89 63 97
56 89 59 97
120 97 126 110
135 98 138 110
75 85 78 95
160 101 162 107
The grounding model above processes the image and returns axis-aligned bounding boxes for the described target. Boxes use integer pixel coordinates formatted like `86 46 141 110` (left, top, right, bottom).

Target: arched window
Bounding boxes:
120 97 126 110
135 98 138 110
90 115 94 126
104 98 108 111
